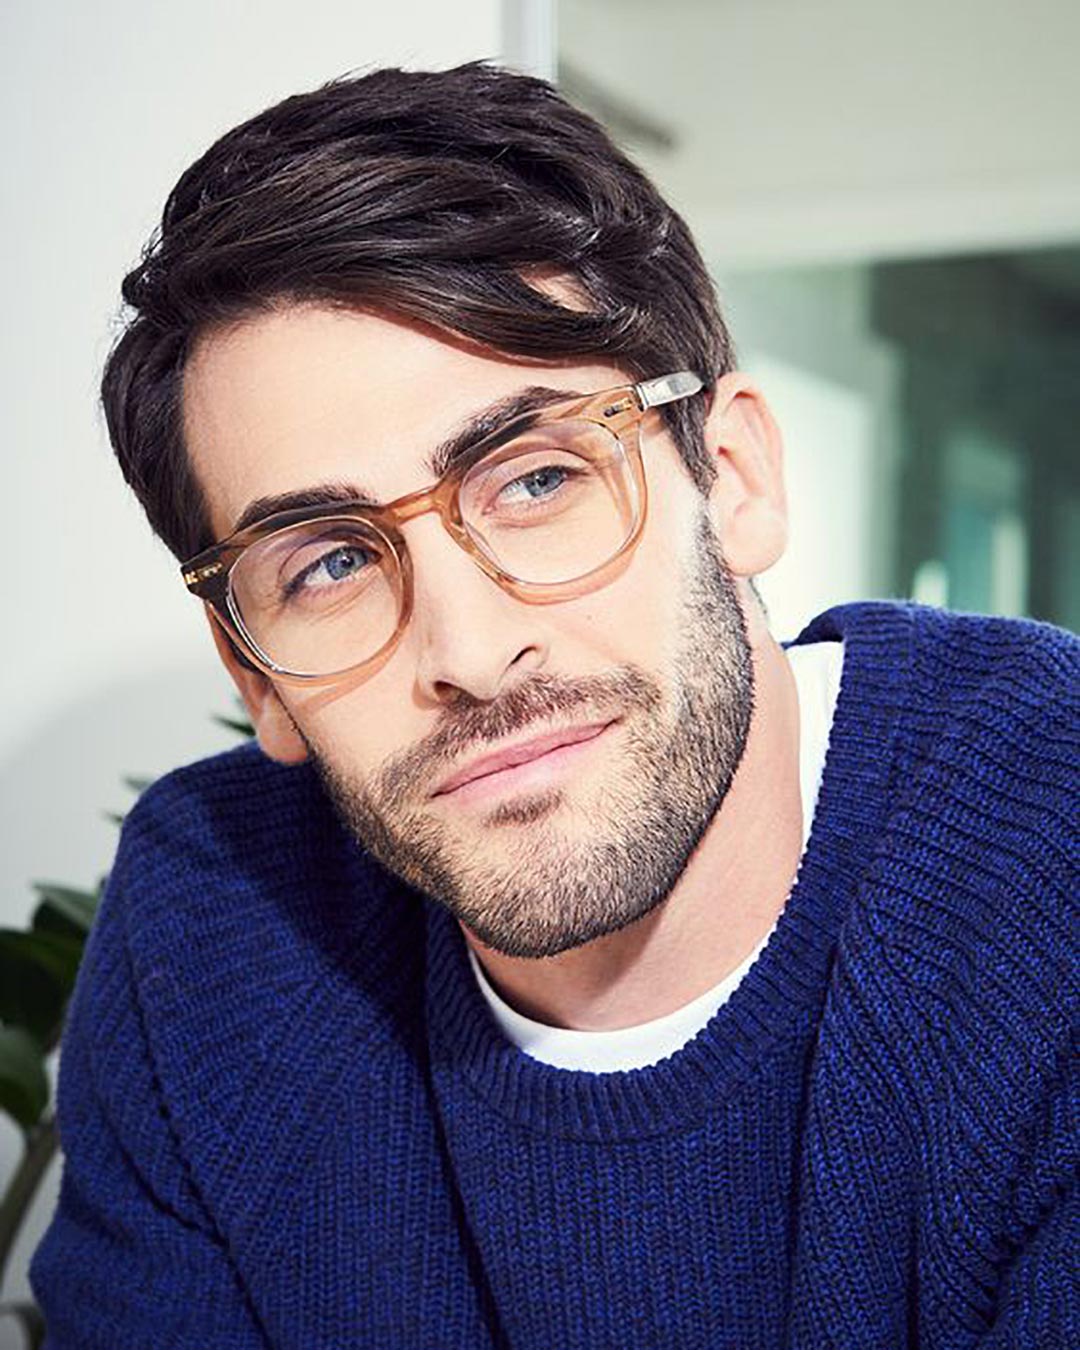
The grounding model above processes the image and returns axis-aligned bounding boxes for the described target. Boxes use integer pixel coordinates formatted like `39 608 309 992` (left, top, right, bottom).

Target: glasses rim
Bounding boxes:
181 369 704 683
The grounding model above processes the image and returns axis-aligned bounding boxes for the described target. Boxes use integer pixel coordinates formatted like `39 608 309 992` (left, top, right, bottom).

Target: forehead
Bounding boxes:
182 304 626 539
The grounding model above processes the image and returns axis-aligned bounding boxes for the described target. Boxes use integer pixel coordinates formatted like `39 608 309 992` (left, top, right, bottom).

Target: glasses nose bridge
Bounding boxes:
390 482 440 525
387 473 476 565
388 472 460 527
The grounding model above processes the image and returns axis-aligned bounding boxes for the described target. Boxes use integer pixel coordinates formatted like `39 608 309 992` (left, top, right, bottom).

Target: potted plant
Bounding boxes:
0 876 100 1349
0 713 252 1348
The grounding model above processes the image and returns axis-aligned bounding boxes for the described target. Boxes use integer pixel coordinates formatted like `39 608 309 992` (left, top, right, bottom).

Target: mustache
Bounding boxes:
374 667 662 807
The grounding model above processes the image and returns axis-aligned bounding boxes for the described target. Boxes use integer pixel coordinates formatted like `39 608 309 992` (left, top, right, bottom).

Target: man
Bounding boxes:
31 63 1076 1348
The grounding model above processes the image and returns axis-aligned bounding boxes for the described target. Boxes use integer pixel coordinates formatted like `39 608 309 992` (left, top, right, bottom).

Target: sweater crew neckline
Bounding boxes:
424 602 914 1141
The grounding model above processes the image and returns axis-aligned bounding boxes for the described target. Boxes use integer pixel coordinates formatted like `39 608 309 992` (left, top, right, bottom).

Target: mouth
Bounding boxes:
430 719 618 803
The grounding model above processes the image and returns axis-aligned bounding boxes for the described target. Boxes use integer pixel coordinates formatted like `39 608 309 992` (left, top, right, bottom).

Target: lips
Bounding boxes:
431 721 614 797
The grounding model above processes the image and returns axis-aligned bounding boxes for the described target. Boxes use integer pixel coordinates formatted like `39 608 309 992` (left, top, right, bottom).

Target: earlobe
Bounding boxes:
205 609 309 765
703 372 788 577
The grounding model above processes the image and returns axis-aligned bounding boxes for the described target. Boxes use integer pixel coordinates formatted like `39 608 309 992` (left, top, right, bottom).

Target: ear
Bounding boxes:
703 372 788 577
205 609 309 765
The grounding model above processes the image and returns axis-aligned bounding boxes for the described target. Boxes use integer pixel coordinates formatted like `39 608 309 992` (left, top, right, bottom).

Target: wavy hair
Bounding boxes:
102 62 734 559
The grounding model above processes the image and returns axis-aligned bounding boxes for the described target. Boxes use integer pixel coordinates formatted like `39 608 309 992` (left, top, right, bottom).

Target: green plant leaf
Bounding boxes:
0 944 66 1047
0 929 84 987
30 883 98 937
0 1027 49 1131
122 775 154 796
0 928 83 1046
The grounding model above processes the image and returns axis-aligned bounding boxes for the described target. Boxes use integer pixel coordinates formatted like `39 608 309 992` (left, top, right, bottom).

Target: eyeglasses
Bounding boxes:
181 370 704 682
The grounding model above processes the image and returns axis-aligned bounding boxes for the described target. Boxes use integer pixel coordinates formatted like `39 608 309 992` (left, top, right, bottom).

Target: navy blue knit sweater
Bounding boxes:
30 602 1079 1347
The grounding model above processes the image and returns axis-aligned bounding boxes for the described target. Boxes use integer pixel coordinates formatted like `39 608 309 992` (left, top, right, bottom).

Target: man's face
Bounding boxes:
184 304 756 959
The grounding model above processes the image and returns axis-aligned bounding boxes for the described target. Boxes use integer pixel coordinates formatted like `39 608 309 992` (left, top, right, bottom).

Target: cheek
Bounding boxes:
575 494 694 654
281 679 415 783
517 565 682 696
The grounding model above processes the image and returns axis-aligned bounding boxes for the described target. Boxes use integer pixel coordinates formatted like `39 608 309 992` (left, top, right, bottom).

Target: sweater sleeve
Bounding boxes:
28 849 269 1348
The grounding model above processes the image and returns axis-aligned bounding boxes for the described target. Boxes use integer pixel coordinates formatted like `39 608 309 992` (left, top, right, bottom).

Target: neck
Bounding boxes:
461 613 804 1032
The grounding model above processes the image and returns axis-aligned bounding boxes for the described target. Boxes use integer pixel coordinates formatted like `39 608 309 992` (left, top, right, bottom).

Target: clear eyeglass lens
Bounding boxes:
228 420 639 676
460 419 638 584
229 518 402 677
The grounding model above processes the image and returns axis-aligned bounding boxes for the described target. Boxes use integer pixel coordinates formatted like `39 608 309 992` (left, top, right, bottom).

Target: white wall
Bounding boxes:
560 0 1080 266
0 0 504 1325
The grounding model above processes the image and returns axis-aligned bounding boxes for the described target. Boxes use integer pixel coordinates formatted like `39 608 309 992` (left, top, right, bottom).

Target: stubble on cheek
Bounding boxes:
297 666 664 877
292 509 755 957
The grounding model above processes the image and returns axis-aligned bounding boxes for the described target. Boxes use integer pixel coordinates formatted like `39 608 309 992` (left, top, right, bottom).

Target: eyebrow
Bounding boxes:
228 384 586 536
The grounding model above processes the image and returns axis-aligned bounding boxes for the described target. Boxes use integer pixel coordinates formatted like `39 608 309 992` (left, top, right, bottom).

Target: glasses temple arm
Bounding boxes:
633 371 704 410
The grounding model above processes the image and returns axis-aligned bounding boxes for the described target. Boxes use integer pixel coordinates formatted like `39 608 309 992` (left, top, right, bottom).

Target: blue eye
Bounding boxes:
499 466 569 502
321 546 370 581
284 543 377 600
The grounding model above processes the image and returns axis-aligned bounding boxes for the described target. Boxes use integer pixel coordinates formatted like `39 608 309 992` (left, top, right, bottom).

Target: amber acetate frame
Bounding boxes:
181 371 704 683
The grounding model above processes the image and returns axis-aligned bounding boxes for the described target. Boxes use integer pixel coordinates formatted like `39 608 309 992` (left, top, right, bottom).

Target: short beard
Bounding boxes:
306 512 755 958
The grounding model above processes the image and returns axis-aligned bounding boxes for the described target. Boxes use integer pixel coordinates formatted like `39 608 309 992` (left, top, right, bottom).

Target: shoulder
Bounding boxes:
801 601 1076 835
110 739 411 934
799 597 1077 705
71 742 426 1138
100 742 375 999
814 602 1076 977
114 739 328 872
895 604 1076 872
903 601 1077 735
813 606 1077 1206
803 607 1077 1275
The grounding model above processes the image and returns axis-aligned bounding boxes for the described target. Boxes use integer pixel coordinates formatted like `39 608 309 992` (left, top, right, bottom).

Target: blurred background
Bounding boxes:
560 0 1080 637
1 0 1077 1326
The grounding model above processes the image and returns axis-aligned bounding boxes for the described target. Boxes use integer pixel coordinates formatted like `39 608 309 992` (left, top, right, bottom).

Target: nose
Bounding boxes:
404 514 548 705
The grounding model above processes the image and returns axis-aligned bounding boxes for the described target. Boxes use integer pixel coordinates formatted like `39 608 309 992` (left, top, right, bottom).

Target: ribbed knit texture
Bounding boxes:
30 601 1078 1348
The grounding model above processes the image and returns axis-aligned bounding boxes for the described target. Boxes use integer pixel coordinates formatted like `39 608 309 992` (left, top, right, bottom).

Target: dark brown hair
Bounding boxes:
102 62 735 560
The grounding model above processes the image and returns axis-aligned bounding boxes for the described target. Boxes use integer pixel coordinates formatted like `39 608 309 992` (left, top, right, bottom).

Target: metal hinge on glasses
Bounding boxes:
600 372 703 420
634 371 704 410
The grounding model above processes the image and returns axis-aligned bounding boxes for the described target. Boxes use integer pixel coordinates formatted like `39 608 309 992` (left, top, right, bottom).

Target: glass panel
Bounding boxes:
721 252 1080 633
